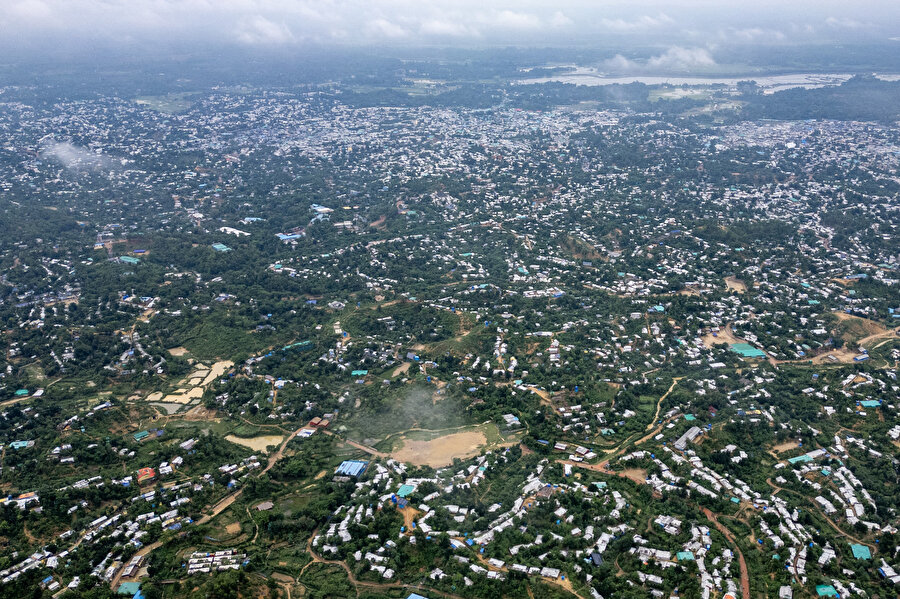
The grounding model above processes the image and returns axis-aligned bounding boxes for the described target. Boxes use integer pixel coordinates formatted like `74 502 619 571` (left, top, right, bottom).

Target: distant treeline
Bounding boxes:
740 75 900 122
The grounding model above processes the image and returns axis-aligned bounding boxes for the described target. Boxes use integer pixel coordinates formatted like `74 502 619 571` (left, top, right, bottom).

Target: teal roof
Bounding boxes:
684 414 696 421
850 544 871 560
120 256 140 264
860 400 881 408
397 484 416 498
816 585 838 597
676 551 695 561
788 454 813 464
351 370 368 376
14 389 29 396
283 340 312 351
729 343 766 358
117 582 141 596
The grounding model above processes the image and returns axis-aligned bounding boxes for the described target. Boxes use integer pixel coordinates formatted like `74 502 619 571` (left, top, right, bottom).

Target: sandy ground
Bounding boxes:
724 276 747 293
202 361 233 386
399 506 421 531
150 402 183 415
702 324 746 348
620 468 648 484
225 434 284 452
778 314 897 365
391 431 488 467
770 441 799 454
157 360 233 403
678 288 702 297
391 362 412 377
145 392 163 402
182 405 219 421
162 387 204 404
225 522 241 535
167 347 189 356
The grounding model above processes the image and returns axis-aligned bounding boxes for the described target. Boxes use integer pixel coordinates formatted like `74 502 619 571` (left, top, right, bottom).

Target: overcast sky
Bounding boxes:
2 0 899 53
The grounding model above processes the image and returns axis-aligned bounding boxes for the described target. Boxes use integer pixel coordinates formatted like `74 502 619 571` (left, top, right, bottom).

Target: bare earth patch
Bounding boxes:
392 431 488 467
202 361 233 386
771 441 799 454
398 506 421 531
621 468 648 484
391 362 412 377
167 347 189 356
225 434 284 453
225 523 241 535
150 402 183 415
182 405 219 421
724 276 747 293
702 324 746 348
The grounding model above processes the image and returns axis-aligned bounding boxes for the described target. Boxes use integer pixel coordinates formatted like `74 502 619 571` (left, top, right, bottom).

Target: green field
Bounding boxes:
134 92 200 114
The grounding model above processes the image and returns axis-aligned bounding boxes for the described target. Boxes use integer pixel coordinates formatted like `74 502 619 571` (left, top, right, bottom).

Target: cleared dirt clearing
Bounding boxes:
225 434 284 453
392 431 488 467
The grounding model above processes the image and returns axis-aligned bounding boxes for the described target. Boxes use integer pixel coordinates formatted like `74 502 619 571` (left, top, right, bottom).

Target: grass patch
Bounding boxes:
134 92 200 114
342 385 472 444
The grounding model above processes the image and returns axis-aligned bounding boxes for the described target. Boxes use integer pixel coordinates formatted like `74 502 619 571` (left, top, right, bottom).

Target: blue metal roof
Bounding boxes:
335 460 368 477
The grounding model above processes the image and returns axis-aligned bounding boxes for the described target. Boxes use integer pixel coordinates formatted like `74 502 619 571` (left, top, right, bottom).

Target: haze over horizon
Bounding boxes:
2 0 900 67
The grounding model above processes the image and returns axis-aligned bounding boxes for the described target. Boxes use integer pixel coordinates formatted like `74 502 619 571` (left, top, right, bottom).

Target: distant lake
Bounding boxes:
518 69 900 93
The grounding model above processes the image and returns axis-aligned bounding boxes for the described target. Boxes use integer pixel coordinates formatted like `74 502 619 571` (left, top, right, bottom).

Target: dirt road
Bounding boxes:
111 423 308 590
301 530 469 599
321 430 388 458
702 507 750 599
646 377 683 432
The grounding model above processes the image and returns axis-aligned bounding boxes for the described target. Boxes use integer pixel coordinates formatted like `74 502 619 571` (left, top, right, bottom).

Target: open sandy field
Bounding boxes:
167 347 189 356
162 387 204 404
150 402 183 415
391 430 488 468
225 434 284 453
202 361 232 386
771 441 800 454
621 468 648 484
391 362 412 377
155 360 233 404
724 276 747 293
702 324 745 348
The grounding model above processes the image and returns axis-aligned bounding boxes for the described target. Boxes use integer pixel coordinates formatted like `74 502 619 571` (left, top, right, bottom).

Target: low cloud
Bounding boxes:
600 13 673 33
550 11 572 28
41 141 113 172
1 1 898 51
604 46 716 73
419 19 479 38
484 10 542 31
235 16 294 45
366 18 408 40
824 16 867 29
726 27 786 42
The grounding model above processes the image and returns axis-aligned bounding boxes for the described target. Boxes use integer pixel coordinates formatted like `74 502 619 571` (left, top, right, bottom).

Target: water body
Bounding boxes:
518 68 900 92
